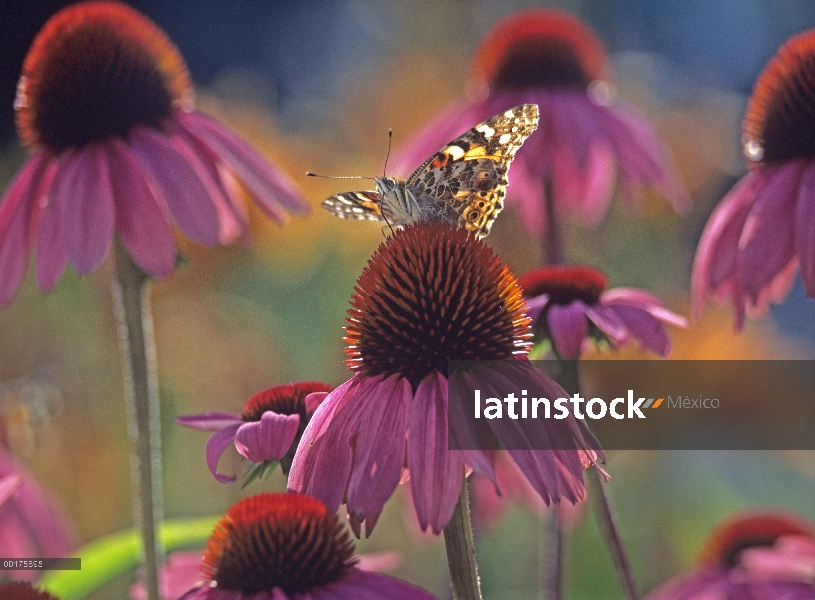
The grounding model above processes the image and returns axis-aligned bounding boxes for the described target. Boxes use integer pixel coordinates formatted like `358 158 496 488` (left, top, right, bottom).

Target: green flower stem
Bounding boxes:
112 243 163 600
586 466 640 600
552 357 640 600
39 517 217 600
543 175 564 266
443 477 482 600
540 507 563 600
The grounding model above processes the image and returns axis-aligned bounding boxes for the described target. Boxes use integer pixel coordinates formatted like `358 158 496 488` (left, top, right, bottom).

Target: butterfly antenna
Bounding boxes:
383 129 393 178
306 172 375 181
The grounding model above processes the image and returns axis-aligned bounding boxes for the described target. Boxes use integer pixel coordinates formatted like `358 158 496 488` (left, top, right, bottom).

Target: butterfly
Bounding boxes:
320 104 539 238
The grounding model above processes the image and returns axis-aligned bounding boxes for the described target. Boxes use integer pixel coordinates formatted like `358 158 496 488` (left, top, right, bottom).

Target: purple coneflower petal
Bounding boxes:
177 111 309 222
204 422 242 483
234 412 299 463
288 377 359 514
0 154 47 304
35 163 66 292
408 372 464 534
583 304 627 342
0 474 22 507
691 169 766 318
794 161 815 296
314 568 438 600
608 304 671 356
305 391 330 416
58 143 115 274
164 120 245 244
128 126 220 246
175 412 242 431
107 139 176 277
547 301 588 359
346 375 411 536
737 159 803 303
602 288 688 329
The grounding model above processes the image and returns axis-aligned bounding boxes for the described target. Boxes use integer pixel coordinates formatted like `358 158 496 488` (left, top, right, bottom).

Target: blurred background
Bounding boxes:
0 0 814 598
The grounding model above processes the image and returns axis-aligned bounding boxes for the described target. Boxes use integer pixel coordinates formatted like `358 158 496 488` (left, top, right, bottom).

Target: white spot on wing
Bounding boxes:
476 124 495 136
446 145 465 159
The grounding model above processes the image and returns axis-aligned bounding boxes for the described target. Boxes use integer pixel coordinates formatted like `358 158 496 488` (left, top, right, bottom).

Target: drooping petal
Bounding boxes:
446 370 498 487
35 160 67 292
583 303 627 342
163 119 245 244
128 125 220 245
57 143 115 274
175 412 242 431
0 153 48 305
234 411 300 463
794 160 815 296
466 361 599 504
547 301 588 359
305 391 330 416
607 304 671 356
407 372 465 534
737 159 803 303
345 374 411 537
313 568 438 600
177 111 309 222
691 169 767 319
204 422 242 483
106 139 176 277
288 377 362 513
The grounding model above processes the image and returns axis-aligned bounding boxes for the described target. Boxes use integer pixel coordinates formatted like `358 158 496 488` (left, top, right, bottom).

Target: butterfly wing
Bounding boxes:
406 104 539 237
321 191 385 222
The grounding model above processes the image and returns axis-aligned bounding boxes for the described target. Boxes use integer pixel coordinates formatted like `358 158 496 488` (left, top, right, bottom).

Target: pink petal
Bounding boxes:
57 144 115 274
565 139 617 227
175 412 242 431
305 391 330 416
234 412 300 462
0 154 48 304
128 126 220 246
608 304 671 357
794 160 815 296
345 374 411 536
177 111 309 222
35 163 67 292
106 140 176 277
583 304 628 342
314 569 438 600
737 159 803 303
407 372 465 534
547 301 588 359
355 550 403 573
288 377 361 513
0 474 22 507
691 169 766 320
164 120 245 243
204 422 242 483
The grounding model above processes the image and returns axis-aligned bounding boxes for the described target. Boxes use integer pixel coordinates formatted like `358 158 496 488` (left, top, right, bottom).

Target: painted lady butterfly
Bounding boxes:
320 104 539 237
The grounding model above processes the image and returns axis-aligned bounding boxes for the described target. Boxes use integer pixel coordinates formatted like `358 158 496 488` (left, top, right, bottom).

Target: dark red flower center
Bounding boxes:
241 382 334 422
202 493 356 595
0 582 60 600
16 1 193 154
702 513 814 568
470 9 608 93
517 265 607 306
743 29 815 163
344 223 531 390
